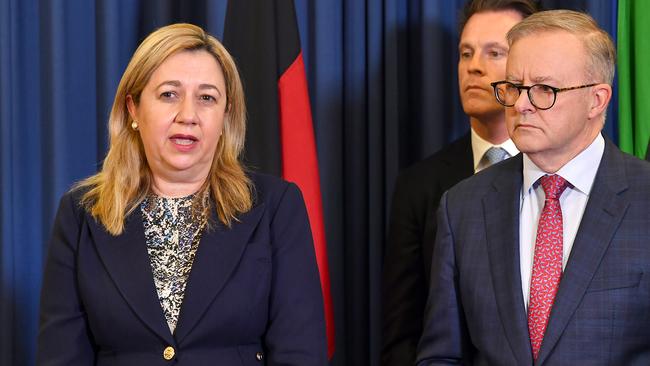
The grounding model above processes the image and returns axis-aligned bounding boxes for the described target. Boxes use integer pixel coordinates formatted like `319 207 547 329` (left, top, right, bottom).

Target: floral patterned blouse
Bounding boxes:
141 194 206 333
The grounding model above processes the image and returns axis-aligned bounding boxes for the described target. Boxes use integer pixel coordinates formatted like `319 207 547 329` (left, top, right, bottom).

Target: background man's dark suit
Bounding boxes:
381 133 474 364
416 138 650 365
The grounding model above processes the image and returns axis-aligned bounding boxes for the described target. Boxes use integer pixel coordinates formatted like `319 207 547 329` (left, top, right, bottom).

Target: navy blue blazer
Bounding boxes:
416 138 650 366
37 173 328 365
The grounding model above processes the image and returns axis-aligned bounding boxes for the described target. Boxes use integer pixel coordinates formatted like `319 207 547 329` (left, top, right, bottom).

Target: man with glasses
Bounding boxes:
417 10 650 365
381 2 540 365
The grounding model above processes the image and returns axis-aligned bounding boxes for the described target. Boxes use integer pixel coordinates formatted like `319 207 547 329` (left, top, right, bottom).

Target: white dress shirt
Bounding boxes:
471 128 519 173
519 134 605 309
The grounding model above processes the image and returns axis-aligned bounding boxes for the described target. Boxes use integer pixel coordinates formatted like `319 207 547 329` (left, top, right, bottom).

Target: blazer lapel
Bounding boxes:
536 141 629 365
173 203 266 342
482 155 534 366
89 209 174 344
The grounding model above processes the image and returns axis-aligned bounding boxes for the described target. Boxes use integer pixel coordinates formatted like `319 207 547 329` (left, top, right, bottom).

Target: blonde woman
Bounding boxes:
37 23 327 365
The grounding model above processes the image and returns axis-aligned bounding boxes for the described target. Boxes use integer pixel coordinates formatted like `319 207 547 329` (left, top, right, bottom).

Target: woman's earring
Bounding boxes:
131 121 138 130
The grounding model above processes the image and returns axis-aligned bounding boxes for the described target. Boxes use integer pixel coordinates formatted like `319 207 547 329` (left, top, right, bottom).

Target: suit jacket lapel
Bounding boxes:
89 209 174 344
173 203 266 342
536 140 629 365
483 155 534 366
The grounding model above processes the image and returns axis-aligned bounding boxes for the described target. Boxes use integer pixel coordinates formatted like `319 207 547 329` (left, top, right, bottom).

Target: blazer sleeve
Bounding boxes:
263 183 328 365
381 173 430 366
36 193 96 365
415 191 469 366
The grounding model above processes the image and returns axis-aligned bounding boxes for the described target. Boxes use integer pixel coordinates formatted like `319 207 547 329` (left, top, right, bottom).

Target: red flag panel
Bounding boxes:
279 52 335 359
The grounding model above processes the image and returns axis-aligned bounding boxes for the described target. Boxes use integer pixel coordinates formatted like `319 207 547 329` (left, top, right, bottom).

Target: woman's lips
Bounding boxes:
170 134 198 150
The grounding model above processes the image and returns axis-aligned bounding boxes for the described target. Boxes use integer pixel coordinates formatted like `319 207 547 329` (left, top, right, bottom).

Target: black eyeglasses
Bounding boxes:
490 81 598 110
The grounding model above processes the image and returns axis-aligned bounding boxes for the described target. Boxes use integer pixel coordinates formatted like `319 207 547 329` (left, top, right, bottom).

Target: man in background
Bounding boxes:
381 1 539 365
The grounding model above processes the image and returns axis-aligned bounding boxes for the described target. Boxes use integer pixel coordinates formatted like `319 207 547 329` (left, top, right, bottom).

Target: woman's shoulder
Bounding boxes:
61 184 92 208
50 185 94 231
247 171 304 209
58 186 88 214
248 171 289 190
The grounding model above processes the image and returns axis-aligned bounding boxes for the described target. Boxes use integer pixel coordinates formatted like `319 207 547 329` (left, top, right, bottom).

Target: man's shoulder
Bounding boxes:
596 139 650 191
616 148 650 187
620 148 650 173
396 134 473 189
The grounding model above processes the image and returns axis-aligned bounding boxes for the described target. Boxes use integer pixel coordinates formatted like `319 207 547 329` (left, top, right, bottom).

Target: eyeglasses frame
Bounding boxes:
490 80 599 110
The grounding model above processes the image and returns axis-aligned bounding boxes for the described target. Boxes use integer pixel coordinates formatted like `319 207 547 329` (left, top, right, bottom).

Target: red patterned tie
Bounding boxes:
528 174 569 360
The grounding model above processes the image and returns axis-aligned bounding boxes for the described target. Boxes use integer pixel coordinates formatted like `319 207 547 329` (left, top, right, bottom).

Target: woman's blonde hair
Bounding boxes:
77 23 252 235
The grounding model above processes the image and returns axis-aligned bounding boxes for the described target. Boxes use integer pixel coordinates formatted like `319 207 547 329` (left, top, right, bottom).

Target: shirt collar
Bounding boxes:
471 127 520 171
522 133 605 195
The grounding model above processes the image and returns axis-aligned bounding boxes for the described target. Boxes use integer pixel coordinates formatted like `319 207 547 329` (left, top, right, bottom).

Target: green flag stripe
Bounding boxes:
617 0 650 158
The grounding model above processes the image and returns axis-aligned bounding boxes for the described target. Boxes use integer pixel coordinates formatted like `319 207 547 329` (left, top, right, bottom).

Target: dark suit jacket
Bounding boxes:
416 138 650 366
37 173 327 366
382 133 474 366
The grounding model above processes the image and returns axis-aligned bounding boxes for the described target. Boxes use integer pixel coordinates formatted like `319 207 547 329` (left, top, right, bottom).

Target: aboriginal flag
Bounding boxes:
223 0 335 358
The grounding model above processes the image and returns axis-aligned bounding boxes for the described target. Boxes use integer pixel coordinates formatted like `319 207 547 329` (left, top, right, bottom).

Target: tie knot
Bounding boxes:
484 146 509 166
540 174 568 200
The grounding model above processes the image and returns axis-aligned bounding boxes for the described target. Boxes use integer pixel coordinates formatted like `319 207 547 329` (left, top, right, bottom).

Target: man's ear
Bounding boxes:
588 83 612 119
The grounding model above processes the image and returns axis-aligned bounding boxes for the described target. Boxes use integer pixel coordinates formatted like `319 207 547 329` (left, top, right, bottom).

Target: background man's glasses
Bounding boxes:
491 81 597 110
